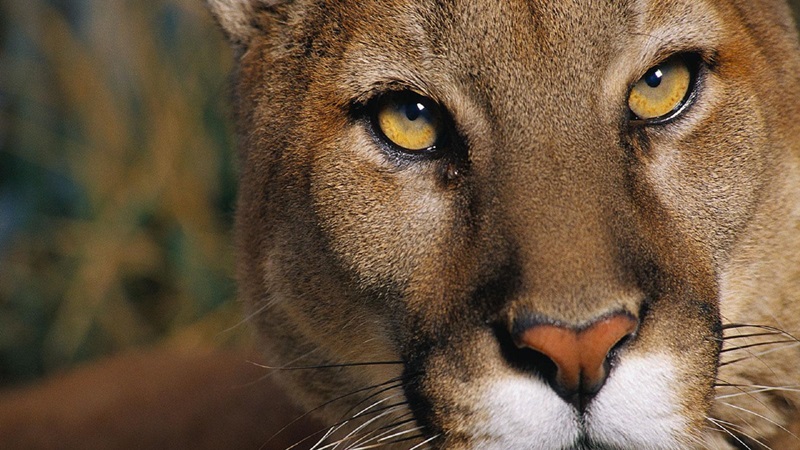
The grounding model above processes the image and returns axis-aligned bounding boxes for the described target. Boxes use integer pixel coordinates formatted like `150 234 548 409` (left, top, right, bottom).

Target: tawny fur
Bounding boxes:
208 0 800 448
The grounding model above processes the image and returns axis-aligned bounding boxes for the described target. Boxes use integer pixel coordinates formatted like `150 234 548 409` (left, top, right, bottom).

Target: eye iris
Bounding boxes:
376 95 441 151
628 55 692 121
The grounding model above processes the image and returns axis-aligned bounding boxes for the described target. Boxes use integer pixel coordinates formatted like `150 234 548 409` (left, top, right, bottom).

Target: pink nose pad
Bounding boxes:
515 313 639 398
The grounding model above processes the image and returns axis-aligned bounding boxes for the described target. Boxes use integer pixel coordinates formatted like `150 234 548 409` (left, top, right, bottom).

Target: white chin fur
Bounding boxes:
469 354 686 450
585 354 688 449
472 374 580 450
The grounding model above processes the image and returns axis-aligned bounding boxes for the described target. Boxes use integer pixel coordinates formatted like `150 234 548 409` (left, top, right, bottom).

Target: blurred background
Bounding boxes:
1 0 799 391
0 0 245 388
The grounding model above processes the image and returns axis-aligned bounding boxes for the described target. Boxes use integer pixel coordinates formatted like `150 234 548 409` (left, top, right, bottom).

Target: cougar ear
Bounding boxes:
206 0 284 46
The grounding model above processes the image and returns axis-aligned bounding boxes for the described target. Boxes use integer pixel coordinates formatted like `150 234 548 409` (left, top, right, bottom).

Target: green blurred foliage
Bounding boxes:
0 0 245 386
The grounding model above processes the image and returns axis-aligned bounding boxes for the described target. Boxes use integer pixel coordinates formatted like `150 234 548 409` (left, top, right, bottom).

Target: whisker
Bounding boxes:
721 324 800 342
711 411 774 450
362 431 433 448
217 300 272 335
249 360 405 371
266 377 406 449
327 371 421 448
285 388 406 450
700 425 736 450
715 385 800 399
707 417 754 450
316 405 404 450
309 395 411 450
713 376 784 425
718 401 800 442
346 431 426 450
408 434 441 450
335 378 408 423
344 421 420 450
350 400 409 422
719 342 800 367
720 331 787 341
343 414 416 449
719 339 798 354
716 322 799 379
239 347 327 389
307 424 342 450
378 425 425 443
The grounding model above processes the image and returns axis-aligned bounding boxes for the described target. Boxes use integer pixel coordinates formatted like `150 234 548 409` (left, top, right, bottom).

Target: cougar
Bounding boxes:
208 1 800 448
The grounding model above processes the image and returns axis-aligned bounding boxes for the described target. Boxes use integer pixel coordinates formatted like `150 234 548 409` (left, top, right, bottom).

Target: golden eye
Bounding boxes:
628 55 693 121
375 93 443 152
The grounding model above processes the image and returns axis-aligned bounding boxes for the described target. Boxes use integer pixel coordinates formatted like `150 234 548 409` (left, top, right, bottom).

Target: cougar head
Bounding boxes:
209 0 800 448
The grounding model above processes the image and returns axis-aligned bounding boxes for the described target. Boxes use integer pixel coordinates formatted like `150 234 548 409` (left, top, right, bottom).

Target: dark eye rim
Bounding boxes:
628 52 704 127
366 90 450 159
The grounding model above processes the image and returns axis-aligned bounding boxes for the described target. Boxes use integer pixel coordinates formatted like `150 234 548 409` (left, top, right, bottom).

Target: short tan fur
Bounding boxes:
209 1 800 448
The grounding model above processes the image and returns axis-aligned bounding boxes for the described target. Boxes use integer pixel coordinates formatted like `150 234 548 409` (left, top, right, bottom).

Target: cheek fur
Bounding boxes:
310 130 453 286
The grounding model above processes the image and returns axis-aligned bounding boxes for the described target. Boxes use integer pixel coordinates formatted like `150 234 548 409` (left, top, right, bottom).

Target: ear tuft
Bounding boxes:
206 0 282 45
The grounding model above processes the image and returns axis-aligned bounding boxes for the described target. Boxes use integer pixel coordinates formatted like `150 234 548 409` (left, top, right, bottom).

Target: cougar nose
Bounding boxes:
514 313 638 407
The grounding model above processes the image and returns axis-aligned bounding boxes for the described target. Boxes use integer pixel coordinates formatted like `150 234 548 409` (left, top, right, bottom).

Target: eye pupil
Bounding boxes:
644 67 663 88
405 103 423 121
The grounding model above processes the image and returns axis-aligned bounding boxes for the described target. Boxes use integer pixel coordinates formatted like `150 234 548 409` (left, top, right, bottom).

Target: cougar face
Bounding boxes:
208 0 800 448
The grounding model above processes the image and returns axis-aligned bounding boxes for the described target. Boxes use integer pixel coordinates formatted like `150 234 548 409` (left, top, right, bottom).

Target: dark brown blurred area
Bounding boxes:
0 346 318 449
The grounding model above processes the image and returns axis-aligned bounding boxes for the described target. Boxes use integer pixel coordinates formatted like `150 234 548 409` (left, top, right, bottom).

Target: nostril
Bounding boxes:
577 313 639 393
515 324 583 397
612 331 633 349
494 325 559 387
505 312 639 409
608 329 634 358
